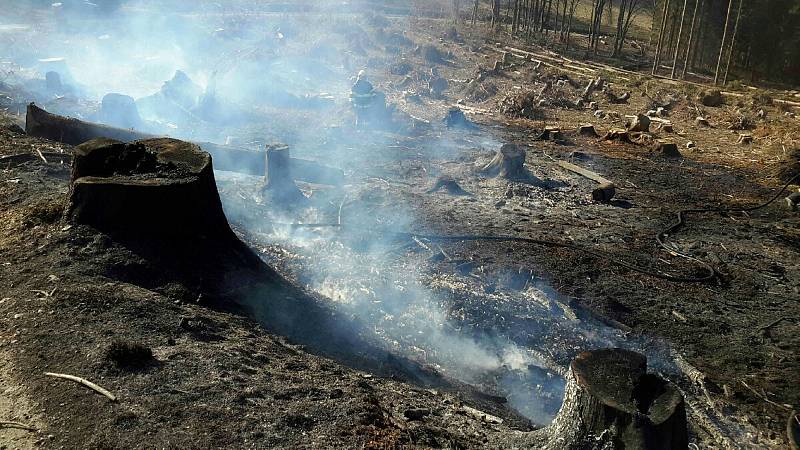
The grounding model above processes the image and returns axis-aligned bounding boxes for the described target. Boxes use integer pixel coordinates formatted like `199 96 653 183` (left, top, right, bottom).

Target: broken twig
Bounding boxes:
44 372 117 402
0 421 37 432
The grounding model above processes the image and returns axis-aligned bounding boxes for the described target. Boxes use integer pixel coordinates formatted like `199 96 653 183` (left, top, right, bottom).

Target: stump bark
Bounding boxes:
535 349 688 449
68 137 234 239
480 144 526 179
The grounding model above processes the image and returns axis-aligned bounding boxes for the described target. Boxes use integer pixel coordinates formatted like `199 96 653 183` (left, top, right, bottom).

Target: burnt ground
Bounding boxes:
2 5 800 450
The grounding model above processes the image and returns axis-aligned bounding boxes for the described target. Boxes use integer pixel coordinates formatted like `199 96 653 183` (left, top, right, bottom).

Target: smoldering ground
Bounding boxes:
2 0 738 429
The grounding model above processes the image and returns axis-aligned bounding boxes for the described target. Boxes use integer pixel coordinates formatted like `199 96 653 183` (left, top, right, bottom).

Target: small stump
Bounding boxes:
68 137 234 238
537 127 564 142
261 144 306 205
737 134 753 145
627 114 651 132
444 107 475 129
655 142 682 159
480 144 527 179
592 182 616 202
542 349 688 449
426 176 471 196
98 93 143 129
577 124 599 137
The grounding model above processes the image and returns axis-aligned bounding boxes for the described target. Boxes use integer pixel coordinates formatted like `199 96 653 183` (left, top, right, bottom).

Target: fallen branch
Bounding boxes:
0 421 37 432
44 372 117 402
740 379 792 411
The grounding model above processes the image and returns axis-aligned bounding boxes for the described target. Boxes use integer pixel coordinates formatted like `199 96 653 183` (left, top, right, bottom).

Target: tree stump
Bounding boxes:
261 144 306 205
45 71 63 93
695 116 711 127
592 182 616 202
426 175 471 196
444 107 475 129
654 142 682 159
537 127 564 142
480 144 527 179
67 137 235 239
97 93 143 129
577 124 599 137
538 349 688 449
627 114 651 132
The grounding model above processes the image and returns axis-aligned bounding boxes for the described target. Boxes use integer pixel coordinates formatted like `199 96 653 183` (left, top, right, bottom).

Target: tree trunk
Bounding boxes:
472 0 479 24
652 0 672 74
612 0 626 57
670 0 689 78
714 0 735 84
680 0 700 78
491 0 500 28
692 0 707 70
722 0 742 85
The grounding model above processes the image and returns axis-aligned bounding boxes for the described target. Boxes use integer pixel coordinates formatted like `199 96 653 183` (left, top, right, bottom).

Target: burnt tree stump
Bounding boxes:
531 349 688 450
480 144 527 179
426 175 471 196
66 137 293 301
261 144 306 205
577 124 599 137
68 137 234 239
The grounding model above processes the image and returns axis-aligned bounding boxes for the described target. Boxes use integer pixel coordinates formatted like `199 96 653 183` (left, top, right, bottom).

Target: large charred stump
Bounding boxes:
528 349 688 450
480 144 527 179
68 137 234 239
66 137 288 301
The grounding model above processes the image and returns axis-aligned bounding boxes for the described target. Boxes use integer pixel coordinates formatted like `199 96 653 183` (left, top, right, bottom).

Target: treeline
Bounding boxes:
458 0 800 86
651 0 800 85
457 0 653 57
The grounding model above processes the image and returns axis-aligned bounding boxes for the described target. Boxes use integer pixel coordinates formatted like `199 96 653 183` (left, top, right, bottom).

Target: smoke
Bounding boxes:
3 0 732 431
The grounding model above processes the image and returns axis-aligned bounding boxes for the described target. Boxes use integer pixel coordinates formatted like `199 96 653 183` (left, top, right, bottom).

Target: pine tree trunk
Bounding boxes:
714 0 735 84
512 0 520 33
722 0 742 84
652 0 672 74
680 0 701 78
670 0 689 78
